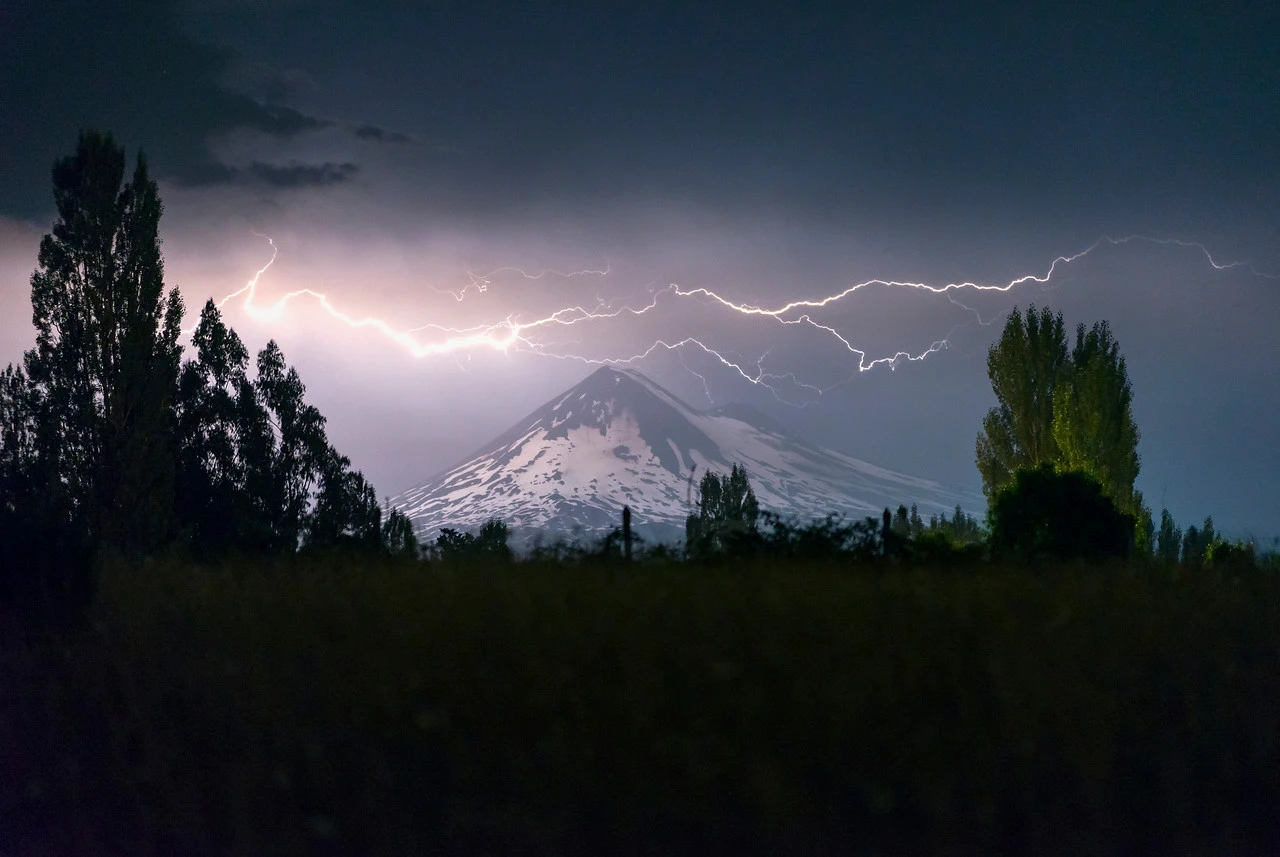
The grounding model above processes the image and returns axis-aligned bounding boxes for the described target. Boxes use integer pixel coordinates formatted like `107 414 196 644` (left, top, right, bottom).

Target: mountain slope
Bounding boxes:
394 367 982 544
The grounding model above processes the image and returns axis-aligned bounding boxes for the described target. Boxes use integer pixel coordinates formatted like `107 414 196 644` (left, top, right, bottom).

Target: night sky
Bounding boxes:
1 0 1277 538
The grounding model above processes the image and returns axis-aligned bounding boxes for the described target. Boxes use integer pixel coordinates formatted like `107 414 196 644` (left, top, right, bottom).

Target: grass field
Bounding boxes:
2 556 1279 855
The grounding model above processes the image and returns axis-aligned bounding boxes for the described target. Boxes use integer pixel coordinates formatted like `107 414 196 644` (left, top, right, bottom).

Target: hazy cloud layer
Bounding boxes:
176 160 359 188
354 125 411 144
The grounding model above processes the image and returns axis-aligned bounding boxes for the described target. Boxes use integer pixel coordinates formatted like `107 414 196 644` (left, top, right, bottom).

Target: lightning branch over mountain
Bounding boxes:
196 234 1275 405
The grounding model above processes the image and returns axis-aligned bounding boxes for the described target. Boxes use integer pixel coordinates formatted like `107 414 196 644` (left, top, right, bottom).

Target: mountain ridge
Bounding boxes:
394 366 982 544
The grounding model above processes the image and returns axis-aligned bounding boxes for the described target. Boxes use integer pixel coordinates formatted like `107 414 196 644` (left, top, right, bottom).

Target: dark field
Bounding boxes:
3 557 1279 856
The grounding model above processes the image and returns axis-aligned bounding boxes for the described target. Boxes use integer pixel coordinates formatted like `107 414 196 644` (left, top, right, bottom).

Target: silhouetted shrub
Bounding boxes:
749 511 882 562
906 529 985 565
988 464 1133 561
433 518 512 563
1207 541 1255 570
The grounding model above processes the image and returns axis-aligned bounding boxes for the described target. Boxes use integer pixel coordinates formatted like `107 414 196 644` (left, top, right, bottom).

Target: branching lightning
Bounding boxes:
197 233 1275 405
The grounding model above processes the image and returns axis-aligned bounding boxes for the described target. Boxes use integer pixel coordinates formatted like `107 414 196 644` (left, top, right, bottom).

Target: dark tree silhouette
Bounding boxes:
176 303 382 555
1180 517 1220 568
381 506 420 559
477 518 513 560
305 450 381 551
175 300 253 552
2 133 399 590
926 505 984 545
988 465 1134 561
1207 540 1254 570
252 341 329 550
1156 508 1182 563
435 518 511 561
908 503 924 539
22 131 185 554
685 463 759 556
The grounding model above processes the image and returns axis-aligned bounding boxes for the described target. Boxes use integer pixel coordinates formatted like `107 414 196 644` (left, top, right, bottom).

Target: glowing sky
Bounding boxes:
1 0 1277 538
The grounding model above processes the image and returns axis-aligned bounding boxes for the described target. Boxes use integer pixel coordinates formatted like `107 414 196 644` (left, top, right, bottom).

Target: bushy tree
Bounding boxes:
891 504 910 539
175 300 253 551
305 450 381 551
252 341 329 550
908 503 924 539
745 511 875 561
1180 517 1220 568
1156 508 1183 563
685 463 759 556
434 518 511 562
381 506 420 559
175 301 384 556
988 464 1133 561
927 505 984 545
977 307 1149 549
1207 540 1254 570
477 518 513 560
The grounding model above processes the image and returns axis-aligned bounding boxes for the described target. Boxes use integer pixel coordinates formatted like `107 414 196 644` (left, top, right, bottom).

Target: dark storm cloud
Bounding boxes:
219 59 319 104
353 125 411 144
0 0 365 215
266 0 1275 238
174 159 357 188
248 161 358 188
214 96 331 139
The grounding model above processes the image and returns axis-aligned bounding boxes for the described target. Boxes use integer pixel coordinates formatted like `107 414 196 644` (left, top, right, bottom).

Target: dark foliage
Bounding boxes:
685 463 759 558
1207 540 1255 570
989 465 1134 561
1156 508 1183 563
381 506 421 559
434 518 512 562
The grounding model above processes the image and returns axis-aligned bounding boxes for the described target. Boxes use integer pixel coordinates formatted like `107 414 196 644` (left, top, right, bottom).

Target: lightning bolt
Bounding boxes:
427 263 612 302
196 233 1275 405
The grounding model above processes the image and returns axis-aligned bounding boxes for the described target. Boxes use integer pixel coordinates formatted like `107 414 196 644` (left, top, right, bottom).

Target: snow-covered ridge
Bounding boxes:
394 366 981 544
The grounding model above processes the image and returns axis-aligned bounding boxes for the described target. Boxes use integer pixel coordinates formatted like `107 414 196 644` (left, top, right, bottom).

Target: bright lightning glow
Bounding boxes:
197 233 1275 405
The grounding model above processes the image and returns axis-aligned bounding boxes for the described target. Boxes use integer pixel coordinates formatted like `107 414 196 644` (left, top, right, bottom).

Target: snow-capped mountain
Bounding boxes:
394 366 982 545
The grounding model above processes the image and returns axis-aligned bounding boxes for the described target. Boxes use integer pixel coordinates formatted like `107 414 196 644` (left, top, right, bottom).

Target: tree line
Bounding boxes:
666 303 1264 568
0 133 417 612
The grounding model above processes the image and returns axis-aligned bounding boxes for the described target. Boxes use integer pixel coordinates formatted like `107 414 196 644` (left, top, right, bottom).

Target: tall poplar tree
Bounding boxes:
975 306 1069 500
23 131 184 554
1052 321 1142 517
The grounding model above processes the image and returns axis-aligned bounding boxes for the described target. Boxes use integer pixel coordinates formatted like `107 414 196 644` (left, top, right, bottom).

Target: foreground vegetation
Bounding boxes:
3 555 1279 856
